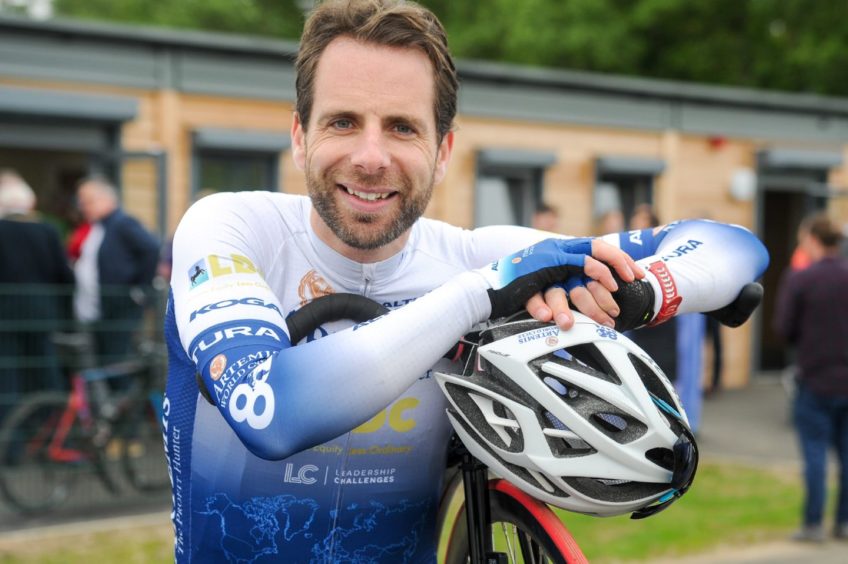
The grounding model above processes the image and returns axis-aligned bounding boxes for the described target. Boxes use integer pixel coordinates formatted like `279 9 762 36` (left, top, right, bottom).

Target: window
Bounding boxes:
594 157 664 229
475 149 556 227
197 151 276 193
192 128 290 195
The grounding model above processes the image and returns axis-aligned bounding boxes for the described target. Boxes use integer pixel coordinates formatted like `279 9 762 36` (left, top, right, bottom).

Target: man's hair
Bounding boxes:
295 0 458 141
534 202 558 216
77 175 117 197
802 212 843 249
0 169 36 216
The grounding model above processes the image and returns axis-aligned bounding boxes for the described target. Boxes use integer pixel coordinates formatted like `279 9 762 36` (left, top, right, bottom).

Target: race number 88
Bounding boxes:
229 365 275 429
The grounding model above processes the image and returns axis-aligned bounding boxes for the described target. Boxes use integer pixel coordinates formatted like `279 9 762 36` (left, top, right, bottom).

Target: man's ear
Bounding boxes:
292 112 306 171
433 131 455 185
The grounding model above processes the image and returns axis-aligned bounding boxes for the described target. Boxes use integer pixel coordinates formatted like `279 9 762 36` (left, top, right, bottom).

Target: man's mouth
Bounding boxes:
342 186 396 201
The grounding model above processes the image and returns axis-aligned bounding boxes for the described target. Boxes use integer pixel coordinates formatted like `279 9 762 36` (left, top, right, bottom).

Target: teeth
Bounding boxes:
345 187 390 201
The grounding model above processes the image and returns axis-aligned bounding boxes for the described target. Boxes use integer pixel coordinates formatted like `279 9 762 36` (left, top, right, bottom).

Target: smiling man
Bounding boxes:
164 1 768 562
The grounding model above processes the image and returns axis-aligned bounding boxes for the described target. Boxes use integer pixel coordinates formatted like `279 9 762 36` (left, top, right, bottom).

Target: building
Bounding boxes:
2 14 847 387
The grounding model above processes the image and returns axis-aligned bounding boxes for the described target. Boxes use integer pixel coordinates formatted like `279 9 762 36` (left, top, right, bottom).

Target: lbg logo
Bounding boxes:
188 254 261 289
352 397 419 434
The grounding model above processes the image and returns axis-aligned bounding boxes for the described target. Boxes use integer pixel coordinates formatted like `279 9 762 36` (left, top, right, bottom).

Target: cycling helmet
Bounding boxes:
435 312 698 519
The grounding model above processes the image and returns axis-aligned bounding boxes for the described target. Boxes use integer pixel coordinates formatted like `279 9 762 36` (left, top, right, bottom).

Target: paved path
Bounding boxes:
669 376 847 564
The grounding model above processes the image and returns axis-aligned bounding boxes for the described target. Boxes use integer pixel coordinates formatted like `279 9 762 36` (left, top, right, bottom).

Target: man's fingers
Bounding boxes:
583 256 618 293
585 280 620 319
569 286 616 328
591 239 645 282
544 286 573 329
525 292 552 322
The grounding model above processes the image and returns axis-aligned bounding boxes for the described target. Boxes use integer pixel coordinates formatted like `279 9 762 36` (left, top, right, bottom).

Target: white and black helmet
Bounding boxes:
435 313 698 519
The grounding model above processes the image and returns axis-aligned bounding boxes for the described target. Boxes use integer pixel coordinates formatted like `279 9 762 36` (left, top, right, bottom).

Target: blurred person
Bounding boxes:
774 212 848 543
595 208 625 235
74 176 159 364
0 171 75 418
629 202 659 231
531 202 560 233
625 205 707 431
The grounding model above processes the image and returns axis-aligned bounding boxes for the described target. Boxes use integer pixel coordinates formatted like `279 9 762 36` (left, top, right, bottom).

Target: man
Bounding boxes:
0 171 74 416
74 176 159 363
775 212 848 543
165 1 768 562
531 202 560 233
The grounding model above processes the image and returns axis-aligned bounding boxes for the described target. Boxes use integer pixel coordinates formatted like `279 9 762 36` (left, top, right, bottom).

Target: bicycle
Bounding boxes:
286 293 587 564
0 333 169 514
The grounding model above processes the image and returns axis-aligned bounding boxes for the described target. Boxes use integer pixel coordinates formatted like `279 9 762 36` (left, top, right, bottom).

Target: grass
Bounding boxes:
0 461 804 563
558 461 802 562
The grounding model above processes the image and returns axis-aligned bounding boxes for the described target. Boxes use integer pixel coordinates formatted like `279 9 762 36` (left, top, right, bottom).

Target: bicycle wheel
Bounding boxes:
117 395 169 492
442 479 587 564
0 392 81 513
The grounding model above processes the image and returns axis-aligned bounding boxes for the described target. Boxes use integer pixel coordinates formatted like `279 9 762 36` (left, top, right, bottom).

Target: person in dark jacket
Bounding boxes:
775 212 848 543
0 171 75 417
74 176 159 364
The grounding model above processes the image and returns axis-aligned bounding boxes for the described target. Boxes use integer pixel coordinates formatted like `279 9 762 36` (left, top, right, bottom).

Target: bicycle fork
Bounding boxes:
461 452 507 564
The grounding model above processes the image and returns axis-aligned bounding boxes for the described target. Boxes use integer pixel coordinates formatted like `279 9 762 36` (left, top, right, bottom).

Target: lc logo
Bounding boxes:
283 463 319 485
353 397 419 434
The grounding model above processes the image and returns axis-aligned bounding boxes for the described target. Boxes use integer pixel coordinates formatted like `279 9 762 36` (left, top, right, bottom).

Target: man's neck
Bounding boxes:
309 209 410 264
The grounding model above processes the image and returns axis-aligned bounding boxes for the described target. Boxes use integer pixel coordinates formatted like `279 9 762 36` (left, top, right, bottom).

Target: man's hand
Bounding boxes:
524 239 644 329
476 238 643 326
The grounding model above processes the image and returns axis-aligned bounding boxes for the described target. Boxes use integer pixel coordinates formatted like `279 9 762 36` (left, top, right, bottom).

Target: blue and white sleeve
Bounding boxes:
600 220 769 324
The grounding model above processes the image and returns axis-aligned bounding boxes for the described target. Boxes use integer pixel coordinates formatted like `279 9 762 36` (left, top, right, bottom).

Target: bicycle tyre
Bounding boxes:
443 479 587 564
0 392 80 513
117 396 169 492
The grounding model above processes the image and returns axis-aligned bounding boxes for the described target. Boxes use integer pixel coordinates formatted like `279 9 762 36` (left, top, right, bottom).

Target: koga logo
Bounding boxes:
661 239 703 261
517 326 560 344
647 261 682 326
190 325 283 364
190 297 282 322
283 463 319 485
188 254 260 290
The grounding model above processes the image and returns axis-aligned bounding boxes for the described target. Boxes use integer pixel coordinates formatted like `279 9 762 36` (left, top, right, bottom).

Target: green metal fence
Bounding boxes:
0 283 170 521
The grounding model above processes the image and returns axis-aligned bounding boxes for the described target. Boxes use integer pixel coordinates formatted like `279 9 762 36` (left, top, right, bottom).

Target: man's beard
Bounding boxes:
307 167 434 251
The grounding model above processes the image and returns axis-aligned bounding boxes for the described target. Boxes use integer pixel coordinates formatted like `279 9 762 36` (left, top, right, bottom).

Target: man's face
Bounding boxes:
292 37 453 252
77 182 116 223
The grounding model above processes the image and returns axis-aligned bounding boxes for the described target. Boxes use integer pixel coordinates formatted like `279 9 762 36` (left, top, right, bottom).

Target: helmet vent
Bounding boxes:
645 447 675 471
628 353 683 424
543 411 593 455
543 376 569 397
563 476 669 502
593 412 628 433
444 382 525 453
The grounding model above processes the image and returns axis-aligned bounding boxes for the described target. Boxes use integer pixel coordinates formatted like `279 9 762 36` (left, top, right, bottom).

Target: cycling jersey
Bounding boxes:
166 191 544 563
165 192 768 563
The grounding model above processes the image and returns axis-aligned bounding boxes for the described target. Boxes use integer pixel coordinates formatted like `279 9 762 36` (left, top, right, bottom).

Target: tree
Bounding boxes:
51 0 848 97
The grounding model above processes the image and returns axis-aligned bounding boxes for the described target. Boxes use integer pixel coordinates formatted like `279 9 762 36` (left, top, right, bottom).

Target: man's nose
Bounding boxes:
349 126 390 173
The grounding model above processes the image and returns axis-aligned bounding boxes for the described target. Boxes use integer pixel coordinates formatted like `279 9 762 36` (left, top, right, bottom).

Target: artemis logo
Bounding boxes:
190 297 281 322
628 230 643 245
283 463 319 485
190 324 283 363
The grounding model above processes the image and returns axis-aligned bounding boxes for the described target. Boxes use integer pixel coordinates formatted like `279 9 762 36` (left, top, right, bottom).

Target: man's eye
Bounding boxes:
394 123 415 135
332 119 353 130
